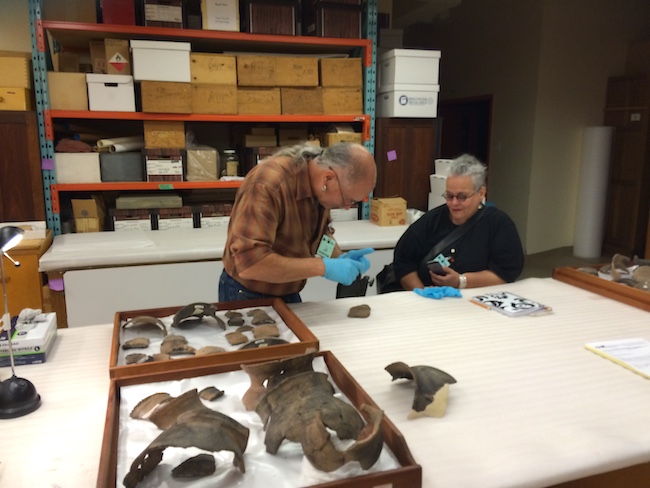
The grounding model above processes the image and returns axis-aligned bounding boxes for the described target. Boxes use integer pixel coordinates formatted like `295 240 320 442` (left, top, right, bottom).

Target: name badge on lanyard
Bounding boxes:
316 234 336 258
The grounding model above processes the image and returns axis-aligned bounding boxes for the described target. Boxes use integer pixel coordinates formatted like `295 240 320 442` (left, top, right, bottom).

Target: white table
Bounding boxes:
1 278 649 487
38 222 407 327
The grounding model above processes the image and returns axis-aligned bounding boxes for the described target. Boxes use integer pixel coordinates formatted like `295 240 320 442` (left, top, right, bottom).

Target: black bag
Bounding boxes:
376 263 403 294
336 275 374 298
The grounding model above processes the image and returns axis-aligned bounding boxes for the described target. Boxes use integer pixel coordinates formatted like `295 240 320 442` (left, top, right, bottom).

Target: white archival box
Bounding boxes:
435 158 454 176
378 48 441 88
86 74 136 112
54 153 101 183
130 40 191 82
377 84 439 118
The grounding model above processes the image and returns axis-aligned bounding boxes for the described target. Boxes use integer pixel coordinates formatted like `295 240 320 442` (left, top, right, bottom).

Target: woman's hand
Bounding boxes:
429 266 461 288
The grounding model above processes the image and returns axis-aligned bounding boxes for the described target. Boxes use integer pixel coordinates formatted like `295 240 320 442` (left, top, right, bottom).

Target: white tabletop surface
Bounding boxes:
1 278 649 488
38 221 409 272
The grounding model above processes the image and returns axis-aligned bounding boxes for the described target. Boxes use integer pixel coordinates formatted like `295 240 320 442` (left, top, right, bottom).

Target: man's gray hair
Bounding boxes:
274 141 372 184
448 154 487 190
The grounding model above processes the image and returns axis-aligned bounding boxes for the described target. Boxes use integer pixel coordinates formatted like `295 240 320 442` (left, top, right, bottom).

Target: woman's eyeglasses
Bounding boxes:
442 192 476 203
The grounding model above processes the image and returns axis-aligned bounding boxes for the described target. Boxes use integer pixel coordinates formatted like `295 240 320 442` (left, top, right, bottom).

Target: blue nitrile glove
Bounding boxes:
413 286 462 299
323 257 365 285
339 247 374 274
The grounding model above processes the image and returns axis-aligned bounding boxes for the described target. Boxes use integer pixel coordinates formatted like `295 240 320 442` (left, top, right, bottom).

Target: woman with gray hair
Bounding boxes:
219 141 377 303
392 154 524 291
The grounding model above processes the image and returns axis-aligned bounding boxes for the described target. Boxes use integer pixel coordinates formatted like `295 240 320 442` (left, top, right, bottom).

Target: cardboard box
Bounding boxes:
241 0 299 35
89 40 107 74
237 87 281 114
54 152 101 183
142 0 184 28
322 87 363 114
130 40 191 82
190 53 237 84
105 38 131 75
319 57 362 87
110 208 153 232
378 48 441 88
320 127 363 146
143 120 186 149
370 197 407 226
0 52 32 88
376 84 439 118
72 196 106 233
108 297 318 379
99 152 145 182
186 147 218 181
141 81 192 113
281 87 323 114
303 0 363 39
98 351 421 488
191 84 237 114
435 158 453 176
52 51 80 72
0 88 32 111
0 313 57 367
279 127 308 146
237 55 319 87
201 0 240 32
144 148 184 182
156 206 194 230
48 72 88 110
86 74 136 112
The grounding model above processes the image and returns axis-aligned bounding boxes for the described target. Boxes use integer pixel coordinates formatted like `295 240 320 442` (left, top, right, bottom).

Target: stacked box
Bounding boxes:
143 121 185 149
100 152 145 182
303 0 363 39
370 197 407 226
54 153 101 183
48 72 88 110
241 0 300 35
144 148 185 182
155 206 194 230
190 53 238 115
0 313 57 367
86 74 136 112
377 49 441 118
110 208 153 231
197 203 233 227
130 40 191 82
72 197 106 233
141 80 192 113
186 147 219 181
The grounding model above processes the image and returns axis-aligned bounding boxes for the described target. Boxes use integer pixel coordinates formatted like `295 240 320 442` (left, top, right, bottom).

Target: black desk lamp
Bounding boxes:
0 226 41 418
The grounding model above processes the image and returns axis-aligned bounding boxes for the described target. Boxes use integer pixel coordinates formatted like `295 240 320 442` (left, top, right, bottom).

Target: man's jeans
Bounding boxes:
218 270 302 304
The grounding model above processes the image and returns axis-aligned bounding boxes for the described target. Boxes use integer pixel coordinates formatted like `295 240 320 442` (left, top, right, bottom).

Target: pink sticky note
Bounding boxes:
49 278 64 292
42 158 54 170
387 150 397 161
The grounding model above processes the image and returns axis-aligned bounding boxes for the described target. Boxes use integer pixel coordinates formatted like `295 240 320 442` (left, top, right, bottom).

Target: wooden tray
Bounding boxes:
109 297 319 380
552 266 650 312
97 350 422 488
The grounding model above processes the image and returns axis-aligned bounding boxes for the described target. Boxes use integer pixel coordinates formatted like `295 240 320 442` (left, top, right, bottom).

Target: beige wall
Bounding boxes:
414 0 650 254
0 0 31 53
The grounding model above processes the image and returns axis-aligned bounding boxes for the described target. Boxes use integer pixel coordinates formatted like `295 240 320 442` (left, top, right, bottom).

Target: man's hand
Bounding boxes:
323 257 365 285
339 247 374 274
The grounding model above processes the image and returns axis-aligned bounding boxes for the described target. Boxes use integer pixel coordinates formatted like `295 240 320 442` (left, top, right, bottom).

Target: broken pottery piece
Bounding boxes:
252 324 280 339
122 337 150 350
199 386 224 401
195 346 226 356
125 353 152 365
171 453 216 479
225 331 248 345
130 392 172 420
348 304 371 318
250 310 276 325
160 334 196 356
238 337 289 349
122 316 167 336
236 325 253 333
172 302 226 330
385 361 456 419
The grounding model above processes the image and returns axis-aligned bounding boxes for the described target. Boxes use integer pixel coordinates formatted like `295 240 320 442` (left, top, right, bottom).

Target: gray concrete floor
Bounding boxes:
520 247 611 280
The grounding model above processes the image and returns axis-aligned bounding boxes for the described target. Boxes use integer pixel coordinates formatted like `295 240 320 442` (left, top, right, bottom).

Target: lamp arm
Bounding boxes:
0 256 17 376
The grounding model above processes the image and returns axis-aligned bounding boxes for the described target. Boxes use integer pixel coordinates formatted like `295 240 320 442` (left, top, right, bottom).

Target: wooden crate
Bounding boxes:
281 87 323 114
322 87 363 114
237 87 281 114
190 53 237 84
98 350 422 488
109 297 319 379
141 81 192 113
191 84 238 114
552 266 650 312
319 57 362 87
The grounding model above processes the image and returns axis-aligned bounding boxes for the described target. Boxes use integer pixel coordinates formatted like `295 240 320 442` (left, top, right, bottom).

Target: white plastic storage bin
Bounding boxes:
54 153 101 183
376 84 439 118
130 40 191 82
379 48 441 88
86 74 136 112
435 158 453 176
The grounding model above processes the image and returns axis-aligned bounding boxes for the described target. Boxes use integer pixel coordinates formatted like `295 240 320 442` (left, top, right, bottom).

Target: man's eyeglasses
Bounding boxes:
329 166 360 208
442 192 476 203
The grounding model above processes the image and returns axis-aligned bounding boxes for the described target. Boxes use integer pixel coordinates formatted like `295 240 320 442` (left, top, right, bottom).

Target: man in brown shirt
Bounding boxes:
219 142 377 303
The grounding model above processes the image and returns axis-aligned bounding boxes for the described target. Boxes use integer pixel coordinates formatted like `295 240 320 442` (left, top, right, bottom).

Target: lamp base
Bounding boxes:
0 375 41 419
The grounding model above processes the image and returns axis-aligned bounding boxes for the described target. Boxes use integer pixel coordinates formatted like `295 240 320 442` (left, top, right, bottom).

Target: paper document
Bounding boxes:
585 338 650 379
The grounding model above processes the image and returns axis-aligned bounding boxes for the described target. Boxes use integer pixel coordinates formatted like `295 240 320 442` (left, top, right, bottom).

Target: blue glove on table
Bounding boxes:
339 247 374 274
323 257 365 285
413 286 462 299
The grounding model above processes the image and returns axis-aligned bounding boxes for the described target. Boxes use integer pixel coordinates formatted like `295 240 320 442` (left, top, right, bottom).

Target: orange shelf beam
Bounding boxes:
43 21 373 66
50 181 241 213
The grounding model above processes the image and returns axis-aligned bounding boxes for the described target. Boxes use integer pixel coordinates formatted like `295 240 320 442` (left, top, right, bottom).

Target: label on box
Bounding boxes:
158 218 194 230
114 219 152 231
146 159 183 175
145 4 182 23
200 216 230 228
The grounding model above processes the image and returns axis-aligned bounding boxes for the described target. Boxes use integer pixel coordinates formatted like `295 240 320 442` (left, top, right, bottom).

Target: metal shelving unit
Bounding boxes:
29 0 378 234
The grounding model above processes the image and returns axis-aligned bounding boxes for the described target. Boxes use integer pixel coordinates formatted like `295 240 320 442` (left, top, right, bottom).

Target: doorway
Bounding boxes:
438 95 492 166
